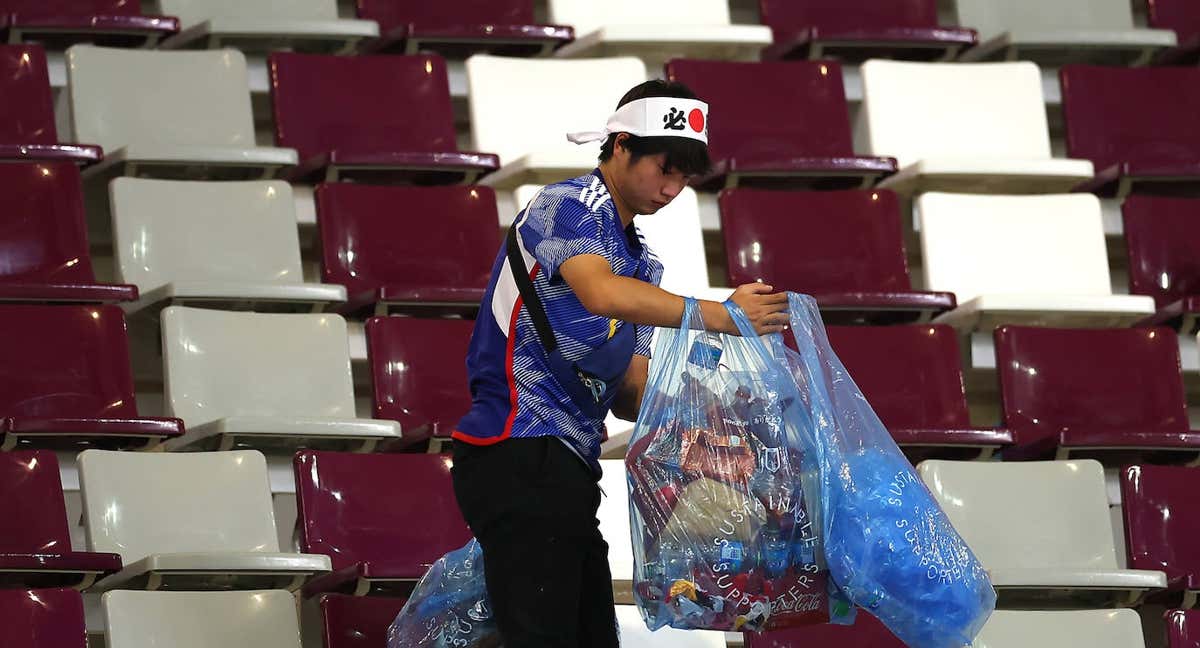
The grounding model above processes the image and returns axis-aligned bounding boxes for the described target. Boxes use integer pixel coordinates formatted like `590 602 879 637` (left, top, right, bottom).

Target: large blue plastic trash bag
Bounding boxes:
782 293 996 648
387 539 502 648
625 297 847 634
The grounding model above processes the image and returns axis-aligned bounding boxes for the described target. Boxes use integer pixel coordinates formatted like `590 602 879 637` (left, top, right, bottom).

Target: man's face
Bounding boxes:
613 146 693 216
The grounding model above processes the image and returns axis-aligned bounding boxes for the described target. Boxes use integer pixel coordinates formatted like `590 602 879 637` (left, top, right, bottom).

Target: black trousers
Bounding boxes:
451 436 620 648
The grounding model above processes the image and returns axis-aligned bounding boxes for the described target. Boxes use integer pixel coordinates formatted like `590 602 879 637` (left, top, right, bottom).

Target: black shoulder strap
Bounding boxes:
506 226 558 354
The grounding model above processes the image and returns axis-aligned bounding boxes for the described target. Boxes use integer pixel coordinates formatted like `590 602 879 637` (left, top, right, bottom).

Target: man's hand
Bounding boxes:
727 283 789 336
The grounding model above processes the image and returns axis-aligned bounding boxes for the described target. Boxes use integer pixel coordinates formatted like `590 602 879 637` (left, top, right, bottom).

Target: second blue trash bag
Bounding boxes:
779 293 996 648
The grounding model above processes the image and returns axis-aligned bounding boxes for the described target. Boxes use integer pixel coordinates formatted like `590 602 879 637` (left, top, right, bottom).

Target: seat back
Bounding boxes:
1060 66 1200 173
356 0 535 33
0 44 57 144
269 53 457 162
1121 465 1200 590
103 590 302 648
0 305 139 419
826 325 970 430
857 60 1051 166
974 610 1146 648
315 183 497 299
365 316 474 438
0 588 86 648
157 0 338 25
160 307 356 428
1148 0 1200 43
916 460 1122 572
66 45 255 151
597 459 634 584
629 188 708 295
0 163 99 285
666 59 853 161
0 0 141 17
0 451 72 555
1122 195 1200 309
1167 609 1200 648
759 0 940 34
616 605 727 647
995 326 1188 441
743 610 905 647
952 0 1138 37
79 450 280 561
294 451 472 573
110 178 304 290
547 0 733 34
917 192 1112 302
465 55 646 165
719 188 911 292
320 594 408 648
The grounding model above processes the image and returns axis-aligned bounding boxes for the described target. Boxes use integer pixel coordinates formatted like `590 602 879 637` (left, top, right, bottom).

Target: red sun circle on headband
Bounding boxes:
688 108 705 133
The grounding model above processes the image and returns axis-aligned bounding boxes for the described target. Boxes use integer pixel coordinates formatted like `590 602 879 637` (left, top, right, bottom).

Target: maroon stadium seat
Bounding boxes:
0 162 136 304
826 324 1011 460
1122 465 1200 608
1167 609 1200 648
1060 65 1200 198
295 451 473 598
0 305 183 450
758 0 977 62
269 53 499 185
357 0 572 57
316 183 496 317
0 0 177 49
720 188 953 324
995 325 1200 463
0 588 86 647
0 451 121 588
1123 195 1200 332
665 59 897 191
366 316 473 443
0 45 100 166
1149 0 1200 65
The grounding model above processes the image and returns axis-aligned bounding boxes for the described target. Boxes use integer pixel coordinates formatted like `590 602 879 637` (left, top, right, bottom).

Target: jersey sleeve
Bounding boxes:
634 250 665 357
517 185 608 281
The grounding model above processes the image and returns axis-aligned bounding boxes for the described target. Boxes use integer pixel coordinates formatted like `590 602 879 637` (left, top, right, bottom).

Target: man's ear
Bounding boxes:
613 132 630 155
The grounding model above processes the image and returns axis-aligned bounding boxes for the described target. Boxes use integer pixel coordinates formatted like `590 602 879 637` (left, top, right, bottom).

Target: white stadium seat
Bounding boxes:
856 60 1093 195
104 590 302 648
160 306 403 452
598 459 635 603
110 178 346 316
918 192 1155 332
65 46 297 181
917 460 1166 607
549 0 771 66
79 450 331 592
157 0 379 54
468 55 646 190
954 0 1176 65
974 610 1146 648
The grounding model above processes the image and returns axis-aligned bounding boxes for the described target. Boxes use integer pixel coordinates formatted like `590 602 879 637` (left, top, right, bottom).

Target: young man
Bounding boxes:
450 80 790 647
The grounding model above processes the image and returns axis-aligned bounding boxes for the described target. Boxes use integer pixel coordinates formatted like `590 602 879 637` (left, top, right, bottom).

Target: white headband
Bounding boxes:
566 97 709 145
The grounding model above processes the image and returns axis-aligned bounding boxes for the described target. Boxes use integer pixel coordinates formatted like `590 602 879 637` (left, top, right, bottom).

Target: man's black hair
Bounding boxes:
598 79 712 176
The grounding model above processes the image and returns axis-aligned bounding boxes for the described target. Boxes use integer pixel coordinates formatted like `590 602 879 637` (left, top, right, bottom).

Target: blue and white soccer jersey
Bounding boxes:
453 169 665 471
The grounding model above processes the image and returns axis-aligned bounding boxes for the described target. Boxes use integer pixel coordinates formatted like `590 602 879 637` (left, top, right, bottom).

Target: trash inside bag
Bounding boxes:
387 539 502 648
783 293 996 648
625 297 847 633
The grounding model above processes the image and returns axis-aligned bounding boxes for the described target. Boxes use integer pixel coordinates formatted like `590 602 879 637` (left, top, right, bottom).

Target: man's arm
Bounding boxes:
558 254 788 335
611 354 649 422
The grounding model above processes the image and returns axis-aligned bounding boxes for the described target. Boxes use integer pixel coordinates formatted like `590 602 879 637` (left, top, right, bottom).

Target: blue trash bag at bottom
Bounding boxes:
387 539 504 648
778 293 996 648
